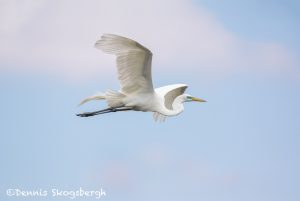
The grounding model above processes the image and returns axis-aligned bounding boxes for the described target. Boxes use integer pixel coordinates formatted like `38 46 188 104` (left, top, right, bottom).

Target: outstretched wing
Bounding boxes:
95 34 154 94
155 84 188 110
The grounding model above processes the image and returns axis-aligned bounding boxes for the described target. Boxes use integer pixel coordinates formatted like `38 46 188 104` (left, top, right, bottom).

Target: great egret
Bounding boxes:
77 34 206 121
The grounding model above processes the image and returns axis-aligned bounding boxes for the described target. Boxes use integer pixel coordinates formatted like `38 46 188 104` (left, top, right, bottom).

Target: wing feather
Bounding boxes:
155 84 188 110
95 34 154 94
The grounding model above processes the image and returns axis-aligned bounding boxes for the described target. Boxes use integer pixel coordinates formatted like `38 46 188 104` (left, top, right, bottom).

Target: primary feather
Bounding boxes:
95 34 154 94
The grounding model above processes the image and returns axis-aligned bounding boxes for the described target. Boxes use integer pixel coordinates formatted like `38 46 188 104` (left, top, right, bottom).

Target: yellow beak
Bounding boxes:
191 97 206 102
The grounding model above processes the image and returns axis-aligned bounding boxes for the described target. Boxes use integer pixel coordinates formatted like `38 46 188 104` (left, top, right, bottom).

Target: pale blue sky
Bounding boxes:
0 1 299 201
197 0 300 47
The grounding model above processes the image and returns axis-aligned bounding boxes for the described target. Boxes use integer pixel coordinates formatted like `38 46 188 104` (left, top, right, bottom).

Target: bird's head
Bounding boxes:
184 94 206 103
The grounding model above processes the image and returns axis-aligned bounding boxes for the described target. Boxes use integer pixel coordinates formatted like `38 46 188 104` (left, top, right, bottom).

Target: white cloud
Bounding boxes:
0 0 297 81
0 0 45 34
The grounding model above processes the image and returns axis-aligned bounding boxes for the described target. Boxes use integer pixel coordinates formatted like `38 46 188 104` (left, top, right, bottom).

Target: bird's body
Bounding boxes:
77 34 206 121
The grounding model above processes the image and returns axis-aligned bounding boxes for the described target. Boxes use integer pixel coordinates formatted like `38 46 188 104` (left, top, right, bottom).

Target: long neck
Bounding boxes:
161 96 184 116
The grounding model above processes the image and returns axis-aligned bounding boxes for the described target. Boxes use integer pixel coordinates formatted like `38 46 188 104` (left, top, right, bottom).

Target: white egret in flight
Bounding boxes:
77 34 206 121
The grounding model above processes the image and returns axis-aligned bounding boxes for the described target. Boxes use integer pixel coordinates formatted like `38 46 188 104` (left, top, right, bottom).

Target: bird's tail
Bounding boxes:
105 89 125 108
79 92 106 106
79 90 125 108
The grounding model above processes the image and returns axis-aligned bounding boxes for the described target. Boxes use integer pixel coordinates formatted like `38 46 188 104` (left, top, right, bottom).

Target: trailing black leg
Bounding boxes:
76 107 132 117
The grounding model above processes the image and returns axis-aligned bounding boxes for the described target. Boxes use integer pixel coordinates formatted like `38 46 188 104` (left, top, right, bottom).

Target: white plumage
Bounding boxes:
77 34 206 121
